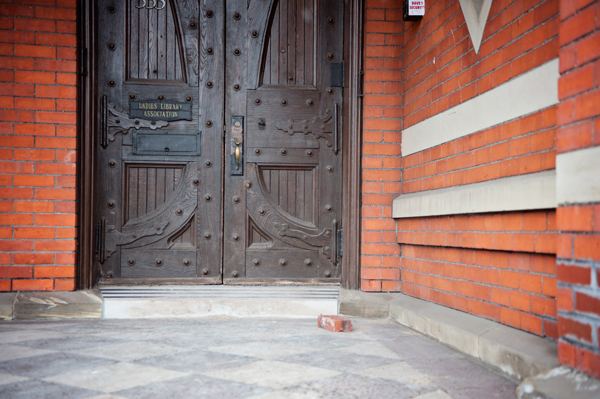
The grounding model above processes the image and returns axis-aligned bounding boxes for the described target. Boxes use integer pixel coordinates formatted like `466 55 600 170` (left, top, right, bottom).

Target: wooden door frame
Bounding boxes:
76 0 364 290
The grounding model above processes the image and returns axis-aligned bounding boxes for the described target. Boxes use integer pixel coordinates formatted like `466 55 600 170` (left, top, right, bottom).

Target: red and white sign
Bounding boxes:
407 0 425 16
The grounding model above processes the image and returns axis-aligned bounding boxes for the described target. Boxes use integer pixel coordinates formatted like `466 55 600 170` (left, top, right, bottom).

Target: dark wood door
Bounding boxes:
94 0 343 284
222 0 344 283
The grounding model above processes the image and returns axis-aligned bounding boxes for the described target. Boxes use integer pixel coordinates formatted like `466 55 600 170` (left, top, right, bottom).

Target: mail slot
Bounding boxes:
132 130 201 156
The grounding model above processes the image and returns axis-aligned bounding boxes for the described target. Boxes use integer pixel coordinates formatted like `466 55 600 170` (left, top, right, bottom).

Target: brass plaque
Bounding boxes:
129 99 192 121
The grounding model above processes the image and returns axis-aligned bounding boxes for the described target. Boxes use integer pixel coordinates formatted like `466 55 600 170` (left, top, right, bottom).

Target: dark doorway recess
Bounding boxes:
77 0 363 289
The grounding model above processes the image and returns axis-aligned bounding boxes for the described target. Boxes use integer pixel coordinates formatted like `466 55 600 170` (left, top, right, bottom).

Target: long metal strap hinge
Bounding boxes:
337 228 343 258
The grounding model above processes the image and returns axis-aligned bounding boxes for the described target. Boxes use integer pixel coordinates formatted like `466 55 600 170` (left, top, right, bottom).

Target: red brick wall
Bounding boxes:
360 0 404 292
361 0 561 339
403 0 558 129
555 0 600 379
0 0 77 292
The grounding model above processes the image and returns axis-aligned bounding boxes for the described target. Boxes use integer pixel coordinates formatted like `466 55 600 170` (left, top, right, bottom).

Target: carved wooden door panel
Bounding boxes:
95 0 343 284
222 0 344 282
95 0 223 283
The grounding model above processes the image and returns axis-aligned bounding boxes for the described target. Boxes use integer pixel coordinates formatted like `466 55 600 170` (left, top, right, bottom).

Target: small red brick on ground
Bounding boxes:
318 315 352 332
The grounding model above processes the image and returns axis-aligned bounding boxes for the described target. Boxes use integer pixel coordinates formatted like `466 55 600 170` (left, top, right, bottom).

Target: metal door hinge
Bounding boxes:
96 217 107 264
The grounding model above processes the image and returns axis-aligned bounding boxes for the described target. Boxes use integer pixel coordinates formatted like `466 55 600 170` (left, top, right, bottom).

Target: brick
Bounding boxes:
0 279 11 291
15 98 55 111
0 4 35 18
34 239 76 251
574 235 600 261
0 110 35 123
362 279 382 292
55 252 75 265
500 270 520 289
575 292 600 317
557 263 591 285
557 206 592 232
557 121 592 153
14 124 56 137
54 278 75 291
35 6 76 21
35 59 76 73
34 266 75 278
34 214 76 226
318 315 352 332
14 44 55 59
531 295 556 317
13 18 56 32
559 5 595 46
0 31 36 45
13 252 53 265
521 313 543 336
558 340 576 367
14 227 54 239
35 137 76 149
575 88 600 121
35 188 75 200
12 279 53 291
0 266 32 278
0 213 33 225
558 316 593 344
544 319 558 340
14 175 54 187
520 273 542 294
576 31 600 66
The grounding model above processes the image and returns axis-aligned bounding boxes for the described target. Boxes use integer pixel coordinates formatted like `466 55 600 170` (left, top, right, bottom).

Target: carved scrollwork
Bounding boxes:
246 164 336 263
275 109 334 149
107 102 169 142
102 164 198 260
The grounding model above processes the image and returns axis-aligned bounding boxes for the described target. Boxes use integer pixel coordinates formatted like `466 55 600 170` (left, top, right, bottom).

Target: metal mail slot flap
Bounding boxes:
132 130 201 156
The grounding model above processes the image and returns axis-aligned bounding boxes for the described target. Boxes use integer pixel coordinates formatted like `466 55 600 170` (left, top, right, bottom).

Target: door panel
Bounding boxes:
223 0 344 282
95 0 342 284
95 0 222 283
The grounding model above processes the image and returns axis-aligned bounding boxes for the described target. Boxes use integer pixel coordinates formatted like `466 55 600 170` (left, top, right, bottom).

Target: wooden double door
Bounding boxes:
94 0 344 284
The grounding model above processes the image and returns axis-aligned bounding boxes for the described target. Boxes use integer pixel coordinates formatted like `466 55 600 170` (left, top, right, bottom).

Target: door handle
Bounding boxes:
230 116 244 175
235 141 241 170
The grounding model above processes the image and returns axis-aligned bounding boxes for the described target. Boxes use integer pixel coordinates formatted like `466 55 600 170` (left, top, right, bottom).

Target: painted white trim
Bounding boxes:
459 0 493 54
557 146 600 205
402 59 560 157
392 170 556 218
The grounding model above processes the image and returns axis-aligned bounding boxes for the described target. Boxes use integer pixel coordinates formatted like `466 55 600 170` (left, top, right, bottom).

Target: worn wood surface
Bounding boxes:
83 0 355 287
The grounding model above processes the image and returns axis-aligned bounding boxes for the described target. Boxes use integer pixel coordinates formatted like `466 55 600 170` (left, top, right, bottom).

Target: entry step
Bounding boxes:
100 285 339 319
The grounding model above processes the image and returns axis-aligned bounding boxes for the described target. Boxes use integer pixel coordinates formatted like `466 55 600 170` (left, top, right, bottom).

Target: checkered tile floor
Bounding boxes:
0 318 517 398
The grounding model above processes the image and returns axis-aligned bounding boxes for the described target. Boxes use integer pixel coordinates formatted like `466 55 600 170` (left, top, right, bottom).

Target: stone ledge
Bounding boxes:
0 290 103 320
388 294 559 382
338 287 400 318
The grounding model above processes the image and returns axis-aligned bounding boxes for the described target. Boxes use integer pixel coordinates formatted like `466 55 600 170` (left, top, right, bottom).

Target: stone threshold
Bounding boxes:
100 285 339 318
338 288 600 399
0 285 339 320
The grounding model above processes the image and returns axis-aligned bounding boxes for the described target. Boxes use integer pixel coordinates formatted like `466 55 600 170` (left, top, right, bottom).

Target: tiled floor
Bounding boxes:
0 318 517 398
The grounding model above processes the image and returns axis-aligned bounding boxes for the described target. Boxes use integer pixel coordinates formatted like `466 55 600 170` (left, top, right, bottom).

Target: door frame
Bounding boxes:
76 0 364 290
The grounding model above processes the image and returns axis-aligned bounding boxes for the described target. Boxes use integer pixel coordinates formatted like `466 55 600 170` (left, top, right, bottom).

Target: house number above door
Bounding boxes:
135 0 166 10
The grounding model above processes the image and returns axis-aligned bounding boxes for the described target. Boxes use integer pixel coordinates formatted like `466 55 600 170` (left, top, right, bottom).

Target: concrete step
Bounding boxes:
100 285 339 319
387 294 559 382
